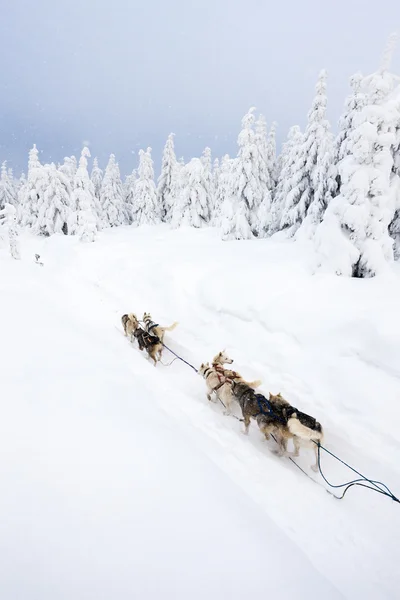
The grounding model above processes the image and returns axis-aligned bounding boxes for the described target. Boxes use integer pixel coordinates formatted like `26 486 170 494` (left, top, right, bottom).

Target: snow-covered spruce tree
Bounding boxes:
171 158 211 228
100 154 127 228
210 157 220 224
212 155 232 227
69 147 98 242
389 113 400 258
201 147 213 214
157 133 177 222
316 38 400 277
59 156 77 188
280 70 334 237
0 162 17 209
91 157 103 203
270 126 303 234
221 108 263 240
131 148 161 226
34 163 72 236
124 168 137 224
267 121 278 189
18 144 49 230
254 114 273 237
335 74 365 168
0 203 20 259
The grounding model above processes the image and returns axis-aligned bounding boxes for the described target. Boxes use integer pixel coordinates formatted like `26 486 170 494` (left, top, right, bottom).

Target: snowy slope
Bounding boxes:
1 226 399 599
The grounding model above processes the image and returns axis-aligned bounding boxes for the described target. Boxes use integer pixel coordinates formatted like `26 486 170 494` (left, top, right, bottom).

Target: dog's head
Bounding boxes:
269 392 289 406
214 350 234 365
143 312 151 321
198 362 210 377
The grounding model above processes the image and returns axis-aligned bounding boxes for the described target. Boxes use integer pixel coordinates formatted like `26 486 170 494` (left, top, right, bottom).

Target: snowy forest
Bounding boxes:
1 36 400 279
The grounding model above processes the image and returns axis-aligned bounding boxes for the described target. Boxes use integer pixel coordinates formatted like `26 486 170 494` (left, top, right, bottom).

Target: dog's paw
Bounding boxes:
311 464 319 473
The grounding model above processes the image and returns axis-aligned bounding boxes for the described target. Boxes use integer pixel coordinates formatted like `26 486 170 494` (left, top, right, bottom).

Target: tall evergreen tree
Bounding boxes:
266 121 278 189
69 147 98 242
19 145 49 229
157 133 177 222
34 163 72 236
0 203 20 260
124 168 137 224
271 126 303 234
212 155 233 228
171 158 211 228
254 114 273 236
316 38 400 277
280 70 334 236
59 156 77 188
91 157 103 203
100 154 127 227
0 162 17 209
201 147 213 214
221 108 262 240
131 148 161 226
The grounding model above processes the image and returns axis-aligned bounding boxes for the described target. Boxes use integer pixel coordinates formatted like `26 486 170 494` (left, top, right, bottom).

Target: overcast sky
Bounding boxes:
0 0 399 177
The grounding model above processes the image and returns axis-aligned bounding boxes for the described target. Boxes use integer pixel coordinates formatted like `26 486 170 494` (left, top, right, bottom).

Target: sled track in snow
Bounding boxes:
118 324 400 506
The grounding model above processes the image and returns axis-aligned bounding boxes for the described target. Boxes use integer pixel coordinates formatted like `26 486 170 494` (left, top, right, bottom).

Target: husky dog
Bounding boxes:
121 313 139 341
133 325 163 366
211 351 261 388
231 382 323 471
283 405 324 472
142 312 178 343
212 350 234 367
198 353 261 414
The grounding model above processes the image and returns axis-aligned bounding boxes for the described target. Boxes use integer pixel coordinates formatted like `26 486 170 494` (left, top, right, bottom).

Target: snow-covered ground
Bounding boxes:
1 226 399 599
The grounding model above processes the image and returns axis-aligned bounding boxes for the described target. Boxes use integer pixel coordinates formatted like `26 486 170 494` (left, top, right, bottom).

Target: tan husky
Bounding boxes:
199 351 261 414
121 313 139 341
142 312 179 343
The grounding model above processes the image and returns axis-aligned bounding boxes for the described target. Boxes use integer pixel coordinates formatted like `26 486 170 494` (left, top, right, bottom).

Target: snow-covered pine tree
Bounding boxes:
335 74 365 169
0 162 17 209
271 126 303 234
280 70 334 237
157 133 177 222
210 157 220 224
34 163 72 236
0 203 20 259
171 158 211 228
131 148 161 226
266 121 278 189
91 157 103 203
389 114 400 258
221 108 263 239
254 114 273 237
59 156 77 188
201 147 213 215
316 36 400 277
69 147 98 242
124 168 137 224
100 154 127 228
18 144 49 230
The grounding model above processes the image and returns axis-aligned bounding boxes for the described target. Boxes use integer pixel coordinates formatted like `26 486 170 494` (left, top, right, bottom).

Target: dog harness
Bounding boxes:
255 394 287 425
135 328 160 347
145 320 159 334
204 365 235 391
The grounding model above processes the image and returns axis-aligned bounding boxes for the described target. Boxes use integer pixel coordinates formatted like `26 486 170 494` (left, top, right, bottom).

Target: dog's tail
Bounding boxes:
244 379 262 388
287 415 324 442
164 321 179 332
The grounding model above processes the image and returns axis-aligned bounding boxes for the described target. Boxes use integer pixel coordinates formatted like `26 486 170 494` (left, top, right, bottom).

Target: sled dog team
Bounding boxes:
122 312 323 470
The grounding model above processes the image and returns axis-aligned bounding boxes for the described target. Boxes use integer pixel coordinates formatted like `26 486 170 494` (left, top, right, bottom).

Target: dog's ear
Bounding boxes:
269 392 273 399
